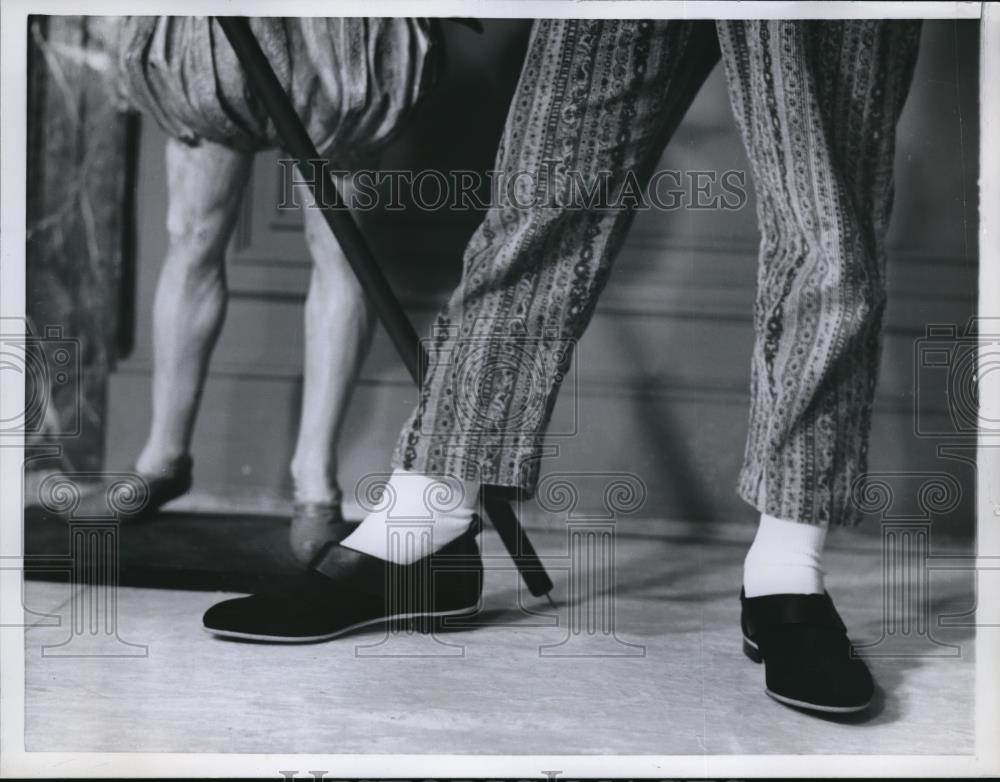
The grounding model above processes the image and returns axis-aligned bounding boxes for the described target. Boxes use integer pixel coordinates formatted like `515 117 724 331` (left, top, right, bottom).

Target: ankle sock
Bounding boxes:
742 513 827 597
340 469 479 565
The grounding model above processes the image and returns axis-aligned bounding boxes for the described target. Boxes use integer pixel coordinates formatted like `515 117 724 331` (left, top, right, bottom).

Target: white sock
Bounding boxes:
742 513 827 597
341 469 479 565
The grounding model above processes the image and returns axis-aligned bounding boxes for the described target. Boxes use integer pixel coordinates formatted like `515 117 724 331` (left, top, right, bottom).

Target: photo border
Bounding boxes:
1 1 995 777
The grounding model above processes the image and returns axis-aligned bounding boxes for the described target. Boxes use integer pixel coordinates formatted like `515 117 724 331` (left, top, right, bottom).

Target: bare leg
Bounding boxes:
134 138 252 476
289 189 376 503
285 188 375 562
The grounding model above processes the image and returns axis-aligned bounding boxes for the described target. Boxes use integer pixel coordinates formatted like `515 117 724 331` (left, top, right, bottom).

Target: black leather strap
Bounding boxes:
740 590 846 639
309 525 481 591
310 544 386 596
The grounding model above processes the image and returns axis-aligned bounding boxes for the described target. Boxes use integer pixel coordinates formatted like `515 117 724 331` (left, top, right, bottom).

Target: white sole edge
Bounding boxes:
765 688 872 714
203 606 477 644
745 634 871 714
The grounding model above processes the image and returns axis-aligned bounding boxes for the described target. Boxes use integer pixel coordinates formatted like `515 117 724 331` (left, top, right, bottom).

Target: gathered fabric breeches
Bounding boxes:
392 19 921 526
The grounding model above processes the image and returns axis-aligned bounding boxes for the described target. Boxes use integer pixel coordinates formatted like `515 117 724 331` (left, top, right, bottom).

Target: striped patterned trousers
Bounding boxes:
391 20 922 526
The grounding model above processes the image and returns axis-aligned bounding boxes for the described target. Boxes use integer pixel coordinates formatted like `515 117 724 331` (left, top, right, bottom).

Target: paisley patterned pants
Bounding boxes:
392 20 922 526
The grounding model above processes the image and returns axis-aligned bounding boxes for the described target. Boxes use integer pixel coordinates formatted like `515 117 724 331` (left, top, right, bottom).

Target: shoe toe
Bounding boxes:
202 573 346 640
764 643 874 710
202 595 261 635
742 593 876 714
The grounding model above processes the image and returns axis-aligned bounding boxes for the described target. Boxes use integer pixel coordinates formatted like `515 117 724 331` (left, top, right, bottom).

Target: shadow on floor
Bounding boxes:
23 507 305 592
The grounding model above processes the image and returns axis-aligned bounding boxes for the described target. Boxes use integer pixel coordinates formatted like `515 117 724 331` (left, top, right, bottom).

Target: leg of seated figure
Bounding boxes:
717 19 921 712
287 186 376 563
202 20 723 641
132 137 252 508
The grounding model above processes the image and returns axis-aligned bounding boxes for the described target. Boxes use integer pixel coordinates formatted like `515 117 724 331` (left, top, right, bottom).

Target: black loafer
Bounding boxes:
740 588 874 713
203 528 483 643
288 501 356 565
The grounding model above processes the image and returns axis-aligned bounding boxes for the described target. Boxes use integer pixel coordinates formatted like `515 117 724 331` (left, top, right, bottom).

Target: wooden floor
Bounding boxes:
22 520 976 755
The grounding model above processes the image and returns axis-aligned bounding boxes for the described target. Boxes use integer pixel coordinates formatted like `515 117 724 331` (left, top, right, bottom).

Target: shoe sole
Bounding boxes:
742 634 872 714
203 606 478 644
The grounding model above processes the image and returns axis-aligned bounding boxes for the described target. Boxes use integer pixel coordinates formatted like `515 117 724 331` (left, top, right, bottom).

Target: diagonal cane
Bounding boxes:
216 16 555 600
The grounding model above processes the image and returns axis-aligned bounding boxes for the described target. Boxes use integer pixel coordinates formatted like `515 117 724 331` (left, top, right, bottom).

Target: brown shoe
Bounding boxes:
288 501 357 565
69 456 194 522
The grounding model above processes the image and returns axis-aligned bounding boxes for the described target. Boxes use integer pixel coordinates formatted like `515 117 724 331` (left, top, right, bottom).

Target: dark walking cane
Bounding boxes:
216 16 554 600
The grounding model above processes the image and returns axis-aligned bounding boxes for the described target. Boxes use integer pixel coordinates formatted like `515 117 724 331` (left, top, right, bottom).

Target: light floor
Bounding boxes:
23 521 976 755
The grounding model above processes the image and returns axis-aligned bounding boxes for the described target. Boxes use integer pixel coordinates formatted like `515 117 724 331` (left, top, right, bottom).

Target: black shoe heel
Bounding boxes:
743 636 763 663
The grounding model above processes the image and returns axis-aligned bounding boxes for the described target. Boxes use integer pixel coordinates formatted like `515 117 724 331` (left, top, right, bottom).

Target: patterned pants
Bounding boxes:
392 20 922 526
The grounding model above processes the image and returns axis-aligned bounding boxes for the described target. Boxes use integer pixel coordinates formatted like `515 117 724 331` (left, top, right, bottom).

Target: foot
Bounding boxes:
288 501 357 565
340 469 480 564
203 524 483 643
740 588 874 713
71 456 194 522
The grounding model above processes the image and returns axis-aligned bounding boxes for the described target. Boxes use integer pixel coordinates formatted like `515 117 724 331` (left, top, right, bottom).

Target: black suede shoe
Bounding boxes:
203 528 483 643
740 588 874 713
71 456 193 522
